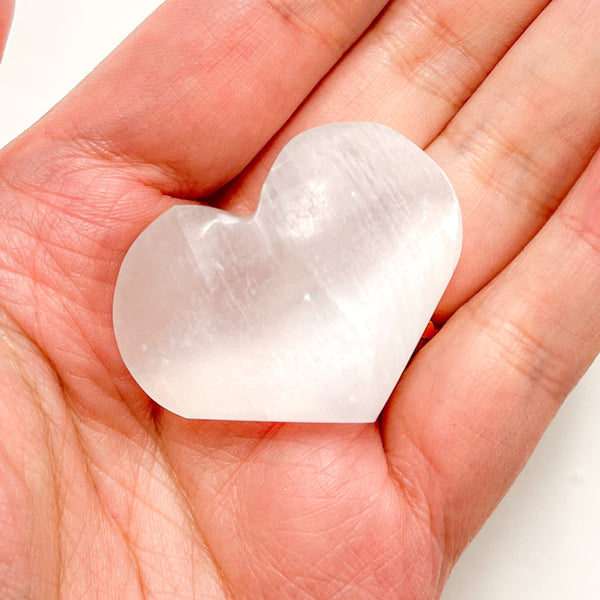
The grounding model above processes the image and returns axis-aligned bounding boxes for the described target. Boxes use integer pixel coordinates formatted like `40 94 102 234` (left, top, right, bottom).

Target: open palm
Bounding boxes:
1 1 599 598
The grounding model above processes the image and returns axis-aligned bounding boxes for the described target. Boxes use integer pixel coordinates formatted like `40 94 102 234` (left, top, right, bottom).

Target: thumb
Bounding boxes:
0 0 14 61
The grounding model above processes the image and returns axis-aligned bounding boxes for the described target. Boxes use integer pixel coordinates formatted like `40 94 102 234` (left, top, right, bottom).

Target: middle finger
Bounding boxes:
221 0 551 210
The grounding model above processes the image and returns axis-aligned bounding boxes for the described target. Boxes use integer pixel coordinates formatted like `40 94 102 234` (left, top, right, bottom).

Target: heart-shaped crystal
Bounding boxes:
113 122 461 422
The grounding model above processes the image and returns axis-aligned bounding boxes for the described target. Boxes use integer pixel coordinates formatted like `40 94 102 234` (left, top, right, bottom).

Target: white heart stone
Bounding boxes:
113 122 461 422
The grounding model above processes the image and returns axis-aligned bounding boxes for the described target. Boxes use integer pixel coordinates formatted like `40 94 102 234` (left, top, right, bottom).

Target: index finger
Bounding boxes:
28 0 389 197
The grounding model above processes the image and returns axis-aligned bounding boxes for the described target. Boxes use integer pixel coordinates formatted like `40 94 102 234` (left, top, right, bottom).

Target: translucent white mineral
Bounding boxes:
113 122 462 422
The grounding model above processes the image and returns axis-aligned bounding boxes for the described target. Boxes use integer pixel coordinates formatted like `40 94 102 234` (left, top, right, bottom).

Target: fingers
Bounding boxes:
223 0 600 329
221 0 550 211
430 0 600 317
273 0 550 143
36 0 389 197
0 0 14 60
383 148 600 559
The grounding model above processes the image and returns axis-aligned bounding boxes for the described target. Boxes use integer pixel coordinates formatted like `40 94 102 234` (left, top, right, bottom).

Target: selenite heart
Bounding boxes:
113 122 462 422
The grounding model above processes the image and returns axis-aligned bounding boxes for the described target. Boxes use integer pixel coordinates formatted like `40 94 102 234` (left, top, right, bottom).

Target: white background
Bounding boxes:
1 2 598 598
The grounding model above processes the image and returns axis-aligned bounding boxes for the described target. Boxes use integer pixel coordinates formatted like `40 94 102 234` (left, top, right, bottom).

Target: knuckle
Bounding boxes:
559 203 600 259
262 0 353 54
476 308 575 405
371 0 486 109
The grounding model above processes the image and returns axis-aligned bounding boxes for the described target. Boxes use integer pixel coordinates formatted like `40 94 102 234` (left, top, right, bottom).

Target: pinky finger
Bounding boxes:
383 147 600 559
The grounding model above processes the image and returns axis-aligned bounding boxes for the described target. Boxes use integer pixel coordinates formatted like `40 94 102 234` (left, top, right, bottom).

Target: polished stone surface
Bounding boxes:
113 122 462 422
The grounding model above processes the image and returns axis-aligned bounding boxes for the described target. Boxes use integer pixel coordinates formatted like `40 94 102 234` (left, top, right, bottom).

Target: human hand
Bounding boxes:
0 1 599 598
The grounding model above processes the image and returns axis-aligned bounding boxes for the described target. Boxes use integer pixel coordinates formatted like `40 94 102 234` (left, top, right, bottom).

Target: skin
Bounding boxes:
0 0 599 598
